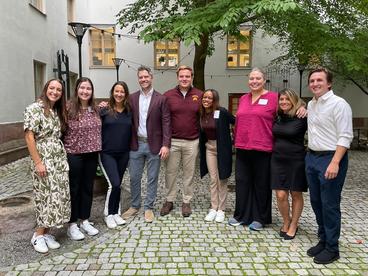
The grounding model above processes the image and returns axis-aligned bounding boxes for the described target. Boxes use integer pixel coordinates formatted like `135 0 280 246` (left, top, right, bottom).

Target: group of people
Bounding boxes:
24 65 353 265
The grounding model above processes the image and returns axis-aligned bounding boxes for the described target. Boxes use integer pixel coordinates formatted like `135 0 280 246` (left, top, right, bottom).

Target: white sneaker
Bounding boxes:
215 210 225 223
80 220 99 236
68 223 85 240
205 209 217 222
44 234 60 249
31 233 48 253
113 214 126 225
105 215 117 229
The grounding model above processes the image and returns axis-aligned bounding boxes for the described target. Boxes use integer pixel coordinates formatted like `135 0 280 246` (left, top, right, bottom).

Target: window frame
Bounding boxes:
89 26 116 68
29 0 45 14
154 40 180 70
226 27 253 69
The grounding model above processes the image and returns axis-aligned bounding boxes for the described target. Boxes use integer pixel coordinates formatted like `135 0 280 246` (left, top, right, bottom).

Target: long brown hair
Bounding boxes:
67 77 98 120
107 81 131 115
278 88 304 117
39 79 67 132
200 89 220 120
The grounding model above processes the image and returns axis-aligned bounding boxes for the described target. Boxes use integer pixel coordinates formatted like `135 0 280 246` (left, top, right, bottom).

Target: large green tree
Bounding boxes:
117 0 368 94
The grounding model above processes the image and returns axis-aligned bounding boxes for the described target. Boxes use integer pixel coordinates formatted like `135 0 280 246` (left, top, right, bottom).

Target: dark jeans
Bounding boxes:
99 152 129 215
68 152 98 222
234 149 272 225
305 152 348 252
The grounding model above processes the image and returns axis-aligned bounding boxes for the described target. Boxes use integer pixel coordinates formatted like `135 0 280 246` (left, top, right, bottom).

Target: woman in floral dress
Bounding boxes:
24 79 71 253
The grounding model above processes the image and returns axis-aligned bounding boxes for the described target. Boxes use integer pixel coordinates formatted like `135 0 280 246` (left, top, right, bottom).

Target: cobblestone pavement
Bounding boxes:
0 151 367 275
0 158 32 201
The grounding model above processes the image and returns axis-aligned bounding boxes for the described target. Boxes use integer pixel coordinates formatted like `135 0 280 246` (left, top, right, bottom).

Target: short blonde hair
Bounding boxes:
250 67 266 80
278 88 304 117
176 65 193 77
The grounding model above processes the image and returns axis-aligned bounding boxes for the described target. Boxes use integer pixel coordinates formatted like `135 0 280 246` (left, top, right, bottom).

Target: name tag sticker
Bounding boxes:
258 99 268 105
214 110 220 119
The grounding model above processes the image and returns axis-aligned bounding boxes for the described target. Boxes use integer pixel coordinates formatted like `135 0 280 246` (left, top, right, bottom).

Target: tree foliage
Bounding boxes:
117 0 368 93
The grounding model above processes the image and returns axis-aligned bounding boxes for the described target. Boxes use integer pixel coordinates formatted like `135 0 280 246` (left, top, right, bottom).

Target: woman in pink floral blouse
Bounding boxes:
63 77 102 241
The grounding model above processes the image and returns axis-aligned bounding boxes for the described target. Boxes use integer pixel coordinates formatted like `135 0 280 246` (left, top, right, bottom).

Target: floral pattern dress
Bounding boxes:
24 101 71 228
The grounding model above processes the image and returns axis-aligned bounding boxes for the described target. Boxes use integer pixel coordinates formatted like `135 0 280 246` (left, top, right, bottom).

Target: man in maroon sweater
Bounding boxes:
160 65 202 217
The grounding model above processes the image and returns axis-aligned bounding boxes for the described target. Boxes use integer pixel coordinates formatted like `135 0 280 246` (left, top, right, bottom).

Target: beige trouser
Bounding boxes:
206 140 228 211
165 138 199 203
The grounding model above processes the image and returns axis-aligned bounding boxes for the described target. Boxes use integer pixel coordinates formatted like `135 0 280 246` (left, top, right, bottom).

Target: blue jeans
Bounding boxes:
129 141 161 210
305 151 348 252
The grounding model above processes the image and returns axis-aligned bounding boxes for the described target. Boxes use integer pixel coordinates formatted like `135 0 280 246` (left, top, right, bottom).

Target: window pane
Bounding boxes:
91 32 103 66
227 54 237 67
156 41 166 49
33 61 45 99
168 41 179 49
227 38 237 51
168 54 178 67
239 54 250 67
156 54 166 67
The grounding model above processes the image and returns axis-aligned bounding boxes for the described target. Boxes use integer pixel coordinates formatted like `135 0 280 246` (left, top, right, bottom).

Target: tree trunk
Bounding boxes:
193 33 209 91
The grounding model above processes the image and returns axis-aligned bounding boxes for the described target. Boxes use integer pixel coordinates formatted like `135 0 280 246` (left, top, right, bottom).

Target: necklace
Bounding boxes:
204 112 212 123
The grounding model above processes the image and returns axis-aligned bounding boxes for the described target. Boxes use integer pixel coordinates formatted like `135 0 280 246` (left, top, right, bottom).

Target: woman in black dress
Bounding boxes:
271 88 307 240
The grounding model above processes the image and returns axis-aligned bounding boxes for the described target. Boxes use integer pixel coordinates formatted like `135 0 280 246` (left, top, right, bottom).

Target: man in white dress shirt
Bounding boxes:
305 67 353 264
122 66 171 223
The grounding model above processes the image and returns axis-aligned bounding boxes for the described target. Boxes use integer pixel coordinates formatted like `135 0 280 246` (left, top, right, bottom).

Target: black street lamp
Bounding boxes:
68 22 90 78
112 58 123 81
297 64 306 98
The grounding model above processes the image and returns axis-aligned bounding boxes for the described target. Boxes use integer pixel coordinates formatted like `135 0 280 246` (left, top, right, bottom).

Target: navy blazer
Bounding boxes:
130 90 171 155
199 107 235 180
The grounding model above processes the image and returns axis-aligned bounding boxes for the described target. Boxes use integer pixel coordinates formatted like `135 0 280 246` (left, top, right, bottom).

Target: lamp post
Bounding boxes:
68 22 90 78
112 58 123 81
297 64 306 98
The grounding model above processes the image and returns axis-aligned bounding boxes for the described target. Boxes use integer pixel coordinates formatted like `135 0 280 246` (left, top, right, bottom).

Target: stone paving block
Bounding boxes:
166 268 179 275
95 270 110 276
73 259 87 265
109 270 124 276
56 272 71 276
150 269 167 275
82 271 97 276
69 272 83 276
76 264 89 271
321 268 335 275
192 268 205 275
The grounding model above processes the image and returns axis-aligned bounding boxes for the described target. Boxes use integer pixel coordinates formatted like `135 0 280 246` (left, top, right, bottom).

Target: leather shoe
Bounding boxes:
160 201 173 216
307 241 325 257
279 229 287 238
284 227 298 240
313 249 340 264
182 202 192 217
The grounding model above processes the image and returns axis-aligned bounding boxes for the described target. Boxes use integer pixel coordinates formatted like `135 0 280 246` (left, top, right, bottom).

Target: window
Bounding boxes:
154 40 180 69
228 93 245 115
67 0 75 34
227 28 252 68
33 61 45 99
90 27 116 67
29 0 45 13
